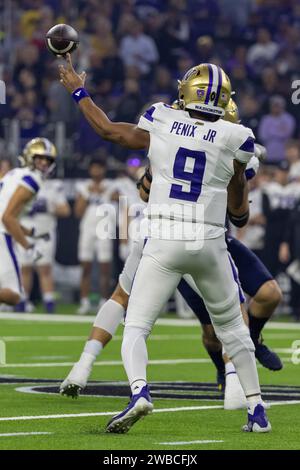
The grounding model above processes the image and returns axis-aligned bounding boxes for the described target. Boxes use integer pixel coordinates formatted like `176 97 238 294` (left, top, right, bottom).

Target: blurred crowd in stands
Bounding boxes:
1 0 300 317
1 0 300 165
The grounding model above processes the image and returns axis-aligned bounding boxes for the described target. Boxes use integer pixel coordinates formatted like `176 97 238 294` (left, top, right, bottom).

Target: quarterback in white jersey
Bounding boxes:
18 179 70 313
59 55 271 433
0 138 57 306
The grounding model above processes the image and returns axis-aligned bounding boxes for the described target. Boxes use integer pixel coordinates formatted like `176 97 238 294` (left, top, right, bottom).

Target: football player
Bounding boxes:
60 122 281 412
18 178 70 313
59 55 271 433
75 158 115 314
0 138 57 306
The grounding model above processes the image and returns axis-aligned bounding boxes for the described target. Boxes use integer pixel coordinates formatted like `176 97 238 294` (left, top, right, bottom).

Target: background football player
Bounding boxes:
75 158 115 314
0 138 57 307
18 178 70 313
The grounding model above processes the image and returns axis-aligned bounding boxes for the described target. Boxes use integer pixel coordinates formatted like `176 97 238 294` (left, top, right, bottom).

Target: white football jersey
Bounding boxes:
0 167 43 234
76 178 115 231
137 102 255 240
21 179 68 234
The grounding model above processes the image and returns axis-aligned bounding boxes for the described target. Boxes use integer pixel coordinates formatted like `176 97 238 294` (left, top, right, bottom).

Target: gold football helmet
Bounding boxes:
178 63 232 117
171 100 180 110
19 138 57 169
223 98 240 124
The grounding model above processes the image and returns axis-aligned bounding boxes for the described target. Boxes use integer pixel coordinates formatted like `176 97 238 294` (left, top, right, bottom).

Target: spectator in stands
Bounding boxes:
247 27 279 75
285 139 300 168
150 66 176 103
119 18 159 77
239 93 262 137
258 95 296 164
114 78 143 123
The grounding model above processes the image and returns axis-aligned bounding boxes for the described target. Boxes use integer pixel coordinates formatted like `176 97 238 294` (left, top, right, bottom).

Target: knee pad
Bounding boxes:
213 314 255 359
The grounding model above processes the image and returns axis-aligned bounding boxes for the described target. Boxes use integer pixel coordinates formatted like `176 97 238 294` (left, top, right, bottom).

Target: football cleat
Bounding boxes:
242 403 272 433
60 362 91 398
105 385 153 434
76 300 91 315
224 372 247 410
255 338 283 371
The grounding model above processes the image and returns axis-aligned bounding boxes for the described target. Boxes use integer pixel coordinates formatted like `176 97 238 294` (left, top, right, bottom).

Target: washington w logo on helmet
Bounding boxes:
178 63 232 117
0 80 6 104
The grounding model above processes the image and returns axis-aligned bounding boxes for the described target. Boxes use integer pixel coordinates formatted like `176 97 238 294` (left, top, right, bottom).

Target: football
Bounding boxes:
46 24 79 57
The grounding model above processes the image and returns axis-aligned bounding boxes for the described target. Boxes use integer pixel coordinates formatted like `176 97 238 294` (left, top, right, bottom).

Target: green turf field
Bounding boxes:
0 312 299 450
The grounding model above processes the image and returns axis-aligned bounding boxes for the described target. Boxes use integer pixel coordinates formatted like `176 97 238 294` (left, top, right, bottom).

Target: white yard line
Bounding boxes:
0 401 299 423
0 432 52 437
0 313 300 330
158 440 224 445
1 334 204 342
0 357 296 369
0 358 211 368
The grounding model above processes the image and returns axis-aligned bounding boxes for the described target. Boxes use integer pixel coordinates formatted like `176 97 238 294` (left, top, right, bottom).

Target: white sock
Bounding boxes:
121 326 149 395
84 339 103 357
93 299 125 336
81 297 90 306
131 379 147 395
247 395 263 413
231 349 261 399
76 340 103 369
225 361 236 375
43 292 55 302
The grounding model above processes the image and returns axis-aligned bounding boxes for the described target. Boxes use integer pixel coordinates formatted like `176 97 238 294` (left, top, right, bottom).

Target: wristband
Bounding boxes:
228 210 249 228
72 87 90 103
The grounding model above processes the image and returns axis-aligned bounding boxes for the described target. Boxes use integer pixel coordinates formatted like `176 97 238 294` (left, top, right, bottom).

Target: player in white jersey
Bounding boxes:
0 138 57 307
60 102 275 414
59 55 271 433
75 158 116 314
18 179 70 313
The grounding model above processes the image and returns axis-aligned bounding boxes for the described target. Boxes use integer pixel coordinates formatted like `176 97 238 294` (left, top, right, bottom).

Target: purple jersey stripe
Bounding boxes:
4 233 22 293
22 175 40 193
228 254 245 304
143 106 155 122
214 66 222 106
204 65 213 104
239 137 255 153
